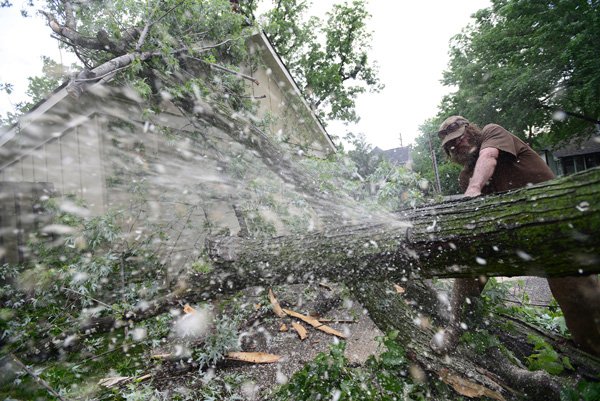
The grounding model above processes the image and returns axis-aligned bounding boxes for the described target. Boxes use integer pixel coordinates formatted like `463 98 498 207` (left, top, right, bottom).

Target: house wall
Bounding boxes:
0 111 107 263
245 34 335 158
0 119 106 215
0 92 323 271
0 31 334 266
0 182 54 263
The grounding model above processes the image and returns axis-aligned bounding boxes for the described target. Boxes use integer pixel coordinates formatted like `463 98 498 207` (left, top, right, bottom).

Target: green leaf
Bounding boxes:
440 0 600 146
526 334 572 376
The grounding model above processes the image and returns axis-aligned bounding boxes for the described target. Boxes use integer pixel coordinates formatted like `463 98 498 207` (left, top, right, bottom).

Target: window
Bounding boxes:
561 152 600 175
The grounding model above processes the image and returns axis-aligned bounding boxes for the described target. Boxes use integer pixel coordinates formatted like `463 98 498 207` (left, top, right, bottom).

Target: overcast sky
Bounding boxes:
321 0 491 149
0 0 490 149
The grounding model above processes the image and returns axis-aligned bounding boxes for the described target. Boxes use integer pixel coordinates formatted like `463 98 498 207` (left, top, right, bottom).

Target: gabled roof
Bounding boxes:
553 137 600 158
371 146 412 165
2 31 336 154
0 84 71 148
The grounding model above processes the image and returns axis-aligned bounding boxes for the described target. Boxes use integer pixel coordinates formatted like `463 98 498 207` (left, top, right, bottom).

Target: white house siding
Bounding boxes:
0 123 105 216
45 139 63 193
0 111 108 263
245 33 334 158
0 32 334 265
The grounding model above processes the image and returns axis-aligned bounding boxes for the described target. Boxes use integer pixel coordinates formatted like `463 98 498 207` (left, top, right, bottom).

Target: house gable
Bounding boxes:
371 146 412 167
244 31 336 157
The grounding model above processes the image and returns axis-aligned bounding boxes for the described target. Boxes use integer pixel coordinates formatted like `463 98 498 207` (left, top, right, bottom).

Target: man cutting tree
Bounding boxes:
432 115 600 356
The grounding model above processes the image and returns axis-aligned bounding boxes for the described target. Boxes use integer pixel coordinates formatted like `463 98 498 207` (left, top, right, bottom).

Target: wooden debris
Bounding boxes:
279 323 288 332
136 374 153 382
414 316 431 330
438 368 506 401
291 322 308 340
268 288 286 318
99 376 132 388
183 304 196 314
282 308 347 338
394 284 406 294
319 318 357 324
409 364 426 384
226 352 281 364
151 353 172 360
10 354 70 401
99 373 153 388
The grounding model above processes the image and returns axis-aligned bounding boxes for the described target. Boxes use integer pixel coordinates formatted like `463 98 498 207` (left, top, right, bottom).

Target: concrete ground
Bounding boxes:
499 276 554 305
216 283 384 400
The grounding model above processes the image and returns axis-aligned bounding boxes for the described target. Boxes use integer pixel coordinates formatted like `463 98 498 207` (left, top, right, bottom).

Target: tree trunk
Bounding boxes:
207 168 600 295
351 279 599 401
27 169 600 362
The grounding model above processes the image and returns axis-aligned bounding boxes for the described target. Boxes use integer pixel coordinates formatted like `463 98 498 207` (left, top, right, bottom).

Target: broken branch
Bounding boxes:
9 354 70 401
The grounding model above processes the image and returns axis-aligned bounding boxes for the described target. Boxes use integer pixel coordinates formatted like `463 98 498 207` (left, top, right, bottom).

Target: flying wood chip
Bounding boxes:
394 284 406 294
183 304 196 314
225 352 281 364
98 376 131 388
282 308 347 338
268 288 286 318
292 322 308 340
438 368 506 401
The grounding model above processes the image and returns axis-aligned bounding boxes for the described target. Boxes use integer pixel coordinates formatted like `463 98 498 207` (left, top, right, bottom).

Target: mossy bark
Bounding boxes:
351 279 596 401
207 167 600 288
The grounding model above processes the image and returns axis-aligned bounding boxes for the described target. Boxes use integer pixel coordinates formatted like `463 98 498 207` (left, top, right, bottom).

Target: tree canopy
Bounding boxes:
440 0 600 146
2 0 383 128
261 0 383 123
1 0 257 117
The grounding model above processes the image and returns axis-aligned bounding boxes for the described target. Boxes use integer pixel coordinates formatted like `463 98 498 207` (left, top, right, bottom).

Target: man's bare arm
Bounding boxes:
465 147 499 196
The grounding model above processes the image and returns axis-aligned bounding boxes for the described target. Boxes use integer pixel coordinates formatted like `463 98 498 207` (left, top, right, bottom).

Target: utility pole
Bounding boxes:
426 132 442 193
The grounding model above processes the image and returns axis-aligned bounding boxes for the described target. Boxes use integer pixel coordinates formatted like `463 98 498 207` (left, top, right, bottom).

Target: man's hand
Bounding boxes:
465 147 499 196
464 187 482 197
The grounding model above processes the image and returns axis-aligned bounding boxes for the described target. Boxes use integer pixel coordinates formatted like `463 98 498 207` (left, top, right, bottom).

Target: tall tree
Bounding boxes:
261 0 383 123
1 57 73 125
441 0 600 145
343 131 379 177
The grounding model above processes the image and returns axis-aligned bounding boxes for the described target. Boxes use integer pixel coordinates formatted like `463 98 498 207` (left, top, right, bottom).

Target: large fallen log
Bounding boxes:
207 167 600 290
26 168 600 360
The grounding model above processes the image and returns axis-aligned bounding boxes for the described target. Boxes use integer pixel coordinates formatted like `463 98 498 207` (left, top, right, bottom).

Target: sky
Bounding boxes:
0 6 75 112
321 0 491 149
0 0 490 149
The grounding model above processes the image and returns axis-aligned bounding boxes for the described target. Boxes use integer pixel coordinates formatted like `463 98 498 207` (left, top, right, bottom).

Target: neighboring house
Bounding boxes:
370 146 412 168
0 32 335 264
547 137 600 176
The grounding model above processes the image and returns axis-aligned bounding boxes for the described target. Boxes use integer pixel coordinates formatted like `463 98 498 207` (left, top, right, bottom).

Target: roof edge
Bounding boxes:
253 30 337 154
